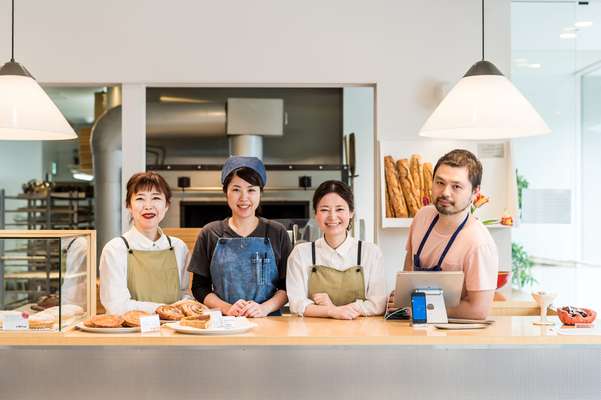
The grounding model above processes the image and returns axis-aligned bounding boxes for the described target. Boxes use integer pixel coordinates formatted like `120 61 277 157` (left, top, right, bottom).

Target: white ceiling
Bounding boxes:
512 1 601 74
512 1 601 52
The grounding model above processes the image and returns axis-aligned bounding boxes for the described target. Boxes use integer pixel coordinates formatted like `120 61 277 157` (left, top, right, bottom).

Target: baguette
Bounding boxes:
385 187 393 218
409 154 424 207
384 156 408 217
396 159 421 217
423 162 433 205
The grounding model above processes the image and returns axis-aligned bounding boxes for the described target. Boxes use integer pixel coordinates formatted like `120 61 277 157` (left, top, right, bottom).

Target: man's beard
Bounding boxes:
434 196 471 216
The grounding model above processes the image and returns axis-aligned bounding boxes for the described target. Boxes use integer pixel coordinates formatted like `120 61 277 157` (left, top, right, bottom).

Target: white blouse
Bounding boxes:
286 235 387 316
99 226 192 315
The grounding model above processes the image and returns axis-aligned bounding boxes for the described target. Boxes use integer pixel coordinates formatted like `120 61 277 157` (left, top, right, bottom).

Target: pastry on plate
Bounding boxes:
180 314 211 329
173 300 208 317
122 310 151 327
28 313 56 329
84 314 125 328
83 318 96 328
155 305 184 321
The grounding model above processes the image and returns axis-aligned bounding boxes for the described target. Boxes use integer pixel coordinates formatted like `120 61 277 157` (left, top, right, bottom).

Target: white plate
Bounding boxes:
165 318 256 335
557 328 601 336
434 323 489 330
76 322 140 333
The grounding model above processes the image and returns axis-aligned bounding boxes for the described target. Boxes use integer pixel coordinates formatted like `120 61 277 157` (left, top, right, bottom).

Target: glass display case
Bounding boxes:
0 230 95 331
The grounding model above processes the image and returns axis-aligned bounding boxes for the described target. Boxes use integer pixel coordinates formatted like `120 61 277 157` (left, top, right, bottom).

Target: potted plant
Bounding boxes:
511 242 537 289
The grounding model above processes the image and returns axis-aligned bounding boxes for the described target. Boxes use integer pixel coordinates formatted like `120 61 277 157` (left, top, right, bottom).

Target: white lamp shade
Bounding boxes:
0 74 77 140
419 74 551 140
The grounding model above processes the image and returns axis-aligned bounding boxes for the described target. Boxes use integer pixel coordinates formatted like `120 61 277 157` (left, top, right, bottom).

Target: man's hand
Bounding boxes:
386 290 399 313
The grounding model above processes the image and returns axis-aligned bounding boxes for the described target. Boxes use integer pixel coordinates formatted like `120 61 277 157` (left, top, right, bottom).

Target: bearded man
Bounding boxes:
390 149 499 320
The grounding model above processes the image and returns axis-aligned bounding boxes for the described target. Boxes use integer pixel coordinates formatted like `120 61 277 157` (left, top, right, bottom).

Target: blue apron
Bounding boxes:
209 220 281 316
413 212 469 271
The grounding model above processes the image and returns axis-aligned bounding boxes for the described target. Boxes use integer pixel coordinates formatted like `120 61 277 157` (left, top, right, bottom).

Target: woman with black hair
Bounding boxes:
286 180 386 319
187 156 292 317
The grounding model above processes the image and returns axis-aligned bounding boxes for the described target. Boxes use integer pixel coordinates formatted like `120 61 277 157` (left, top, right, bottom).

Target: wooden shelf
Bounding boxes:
379 139 519 229
382 217 513 229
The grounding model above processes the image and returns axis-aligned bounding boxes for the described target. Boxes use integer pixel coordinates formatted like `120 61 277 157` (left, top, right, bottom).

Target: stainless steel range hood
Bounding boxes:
91 98 284 253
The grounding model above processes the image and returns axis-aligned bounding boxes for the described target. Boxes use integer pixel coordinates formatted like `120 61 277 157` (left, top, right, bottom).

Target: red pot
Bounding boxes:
497 271 510 290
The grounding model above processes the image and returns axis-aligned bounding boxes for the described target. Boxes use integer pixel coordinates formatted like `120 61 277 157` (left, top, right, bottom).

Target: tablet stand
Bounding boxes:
415 288 448 324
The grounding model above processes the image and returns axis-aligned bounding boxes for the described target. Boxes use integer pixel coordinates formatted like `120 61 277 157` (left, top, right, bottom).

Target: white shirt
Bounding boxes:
61 236 88 308
99 226 192 315
286 235 387 316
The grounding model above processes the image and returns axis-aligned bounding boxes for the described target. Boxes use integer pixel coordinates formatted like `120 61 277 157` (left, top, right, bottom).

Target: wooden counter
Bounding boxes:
2 315 600 399
1 315 599 347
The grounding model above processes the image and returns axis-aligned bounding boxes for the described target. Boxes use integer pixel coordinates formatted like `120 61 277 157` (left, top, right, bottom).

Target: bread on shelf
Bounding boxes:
384 156 408 218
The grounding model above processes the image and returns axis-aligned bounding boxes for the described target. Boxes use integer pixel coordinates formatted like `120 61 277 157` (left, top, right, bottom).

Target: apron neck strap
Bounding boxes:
121 234 173 252
435 212 470 267
311 239 362 266
120 236 133 254
263 219 270 244
65 237 77 253
415 214 440 259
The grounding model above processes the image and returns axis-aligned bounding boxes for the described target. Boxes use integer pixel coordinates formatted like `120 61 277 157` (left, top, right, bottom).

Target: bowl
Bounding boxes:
557 307 597 325
496 271 510 290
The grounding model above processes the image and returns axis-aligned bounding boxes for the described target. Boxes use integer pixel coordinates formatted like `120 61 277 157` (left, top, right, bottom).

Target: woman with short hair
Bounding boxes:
99 171 191 315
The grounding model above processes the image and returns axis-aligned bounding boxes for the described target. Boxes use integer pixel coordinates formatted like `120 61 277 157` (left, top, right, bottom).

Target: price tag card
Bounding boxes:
3 314 29 331
209 309 223 328
139 315 160 333
222 316 236 329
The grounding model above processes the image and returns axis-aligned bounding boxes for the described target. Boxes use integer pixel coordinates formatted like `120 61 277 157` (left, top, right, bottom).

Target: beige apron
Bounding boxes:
121 235 180 305
307 240 366 306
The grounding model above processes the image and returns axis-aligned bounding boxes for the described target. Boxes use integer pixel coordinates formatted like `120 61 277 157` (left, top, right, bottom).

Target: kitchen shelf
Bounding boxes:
0 188 94 309
3 271 60 280
379 139 519 229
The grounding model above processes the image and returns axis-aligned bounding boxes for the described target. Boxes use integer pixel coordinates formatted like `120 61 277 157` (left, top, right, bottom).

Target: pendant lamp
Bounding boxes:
419 0 550 140
0 0 76 140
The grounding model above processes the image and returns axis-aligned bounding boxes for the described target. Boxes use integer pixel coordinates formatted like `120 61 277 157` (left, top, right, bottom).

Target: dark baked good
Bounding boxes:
32 294 60 311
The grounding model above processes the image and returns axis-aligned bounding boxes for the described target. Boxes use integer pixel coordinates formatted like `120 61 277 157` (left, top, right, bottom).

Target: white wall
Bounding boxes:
0 0 511 285
510 1 591 263
510 52 579 262
581 75 601 265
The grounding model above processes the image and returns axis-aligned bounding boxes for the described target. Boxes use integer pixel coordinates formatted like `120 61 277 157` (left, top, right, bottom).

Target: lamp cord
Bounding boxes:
11 0 15 62
481 0 485 61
